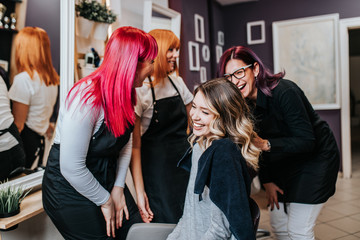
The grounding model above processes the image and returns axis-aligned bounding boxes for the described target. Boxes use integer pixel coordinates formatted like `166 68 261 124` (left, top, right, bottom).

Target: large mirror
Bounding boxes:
0 0 61 190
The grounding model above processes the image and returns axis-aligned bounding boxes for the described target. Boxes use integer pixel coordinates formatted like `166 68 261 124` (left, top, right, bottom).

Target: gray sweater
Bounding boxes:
167 143 236 240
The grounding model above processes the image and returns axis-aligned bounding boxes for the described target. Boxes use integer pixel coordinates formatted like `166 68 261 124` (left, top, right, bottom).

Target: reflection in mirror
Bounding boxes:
0 0 60 190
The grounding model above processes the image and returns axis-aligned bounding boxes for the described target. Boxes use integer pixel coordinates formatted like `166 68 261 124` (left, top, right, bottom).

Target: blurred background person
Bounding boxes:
9 27 59 169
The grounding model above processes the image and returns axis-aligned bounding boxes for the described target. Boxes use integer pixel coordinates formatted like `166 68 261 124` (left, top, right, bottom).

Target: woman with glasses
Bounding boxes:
218 46 340 240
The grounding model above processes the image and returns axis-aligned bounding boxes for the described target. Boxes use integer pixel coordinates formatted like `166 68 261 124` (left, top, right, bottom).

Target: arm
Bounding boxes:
267 88 316 155
11 101 29 133
111 135 133 228
130 115 153 222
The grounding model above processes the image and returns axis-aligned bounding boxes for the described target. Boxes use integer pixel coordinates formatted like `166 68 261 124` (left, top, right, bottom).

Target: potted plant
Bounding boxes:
0 181 31 219
75 0 117 40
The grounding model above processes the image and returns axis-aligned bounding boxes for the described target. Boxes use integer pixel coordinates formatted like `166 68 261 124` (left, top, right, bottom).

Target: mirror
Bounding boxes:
0 0 62 190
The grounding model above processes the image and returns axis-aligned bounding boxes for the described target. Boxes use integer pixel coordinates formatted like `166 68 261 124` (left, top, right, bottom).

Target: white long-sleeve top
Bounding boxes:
53 82 132 206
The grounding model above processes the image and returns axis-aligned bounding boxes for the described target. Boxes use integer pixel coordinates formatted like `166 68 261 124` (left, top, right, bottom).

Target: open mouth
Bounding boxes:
193 122 204 129
238 83 246 90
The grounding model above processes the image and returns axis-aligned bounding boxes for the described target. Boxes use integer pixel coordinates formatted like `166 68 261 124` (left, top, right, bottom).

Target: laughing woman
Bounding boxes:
218 46 340 240
131 29 193 223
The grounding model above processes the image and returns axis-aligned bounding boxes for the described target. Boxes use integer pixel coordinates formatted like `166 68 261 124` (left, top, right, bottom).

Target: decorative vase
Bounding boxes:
76 16 94 39
93 22 110 41
0 208 20 231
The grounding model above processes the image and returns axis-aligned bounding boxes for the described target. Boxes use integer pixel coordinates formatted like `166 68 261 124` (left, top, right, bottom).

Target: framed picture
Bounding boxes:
194 14 205 43
200 66 207 83
202 45 210 62
216 45 223 63
0 59 9 72
218 31 224 46
273 14 340 109
188 41 200 71
247 20 265 45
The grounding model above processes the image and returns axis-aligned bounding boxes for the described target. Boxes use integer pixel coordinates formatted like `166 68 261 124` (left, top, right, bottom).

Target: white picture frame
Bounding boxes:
188 41 200 71
143 1 181 39
216 45 223 64
200 66 207 83
273 14 340 110
218 31 224 46
194 14 205 43
202 45 210 62
247 20 265 45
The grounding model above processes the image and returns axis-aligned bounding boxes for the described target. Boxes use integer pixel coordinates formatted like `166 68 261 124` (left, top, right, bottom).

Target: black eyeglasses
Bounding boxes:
224 64 252 81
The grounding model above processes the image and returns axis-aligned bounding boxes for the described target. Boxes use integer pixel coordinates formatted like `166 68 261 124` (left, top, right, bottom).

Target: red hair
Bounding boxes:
148 29 180 85
68 26 158 137
14 27 59 86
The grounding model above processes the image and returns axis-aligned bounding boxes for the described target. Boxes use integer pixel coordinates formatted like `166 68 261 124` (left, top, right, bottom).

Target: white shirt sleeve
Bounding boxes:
59 95 110 206
8 73 32 105
114 134 132 187
176 76 193 106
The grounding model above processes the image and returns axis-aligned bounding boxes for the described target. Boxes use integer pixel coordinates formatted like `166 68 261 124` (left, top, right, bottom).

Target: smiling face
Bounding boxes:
224 59 258 100
133 59 154 88
190 91 216 138
166 48 179 73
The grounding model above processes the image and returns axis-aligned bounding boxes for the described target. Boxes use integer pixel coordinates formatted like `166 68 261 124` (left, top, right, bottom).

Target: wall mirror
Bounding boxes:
0 0 71 191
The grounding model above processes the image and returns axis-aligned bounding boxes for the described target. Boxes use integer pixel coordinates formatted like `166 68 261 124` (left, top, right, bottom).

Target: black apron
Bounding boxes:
43 121 140 240
141 76 190 223
0 122 26 180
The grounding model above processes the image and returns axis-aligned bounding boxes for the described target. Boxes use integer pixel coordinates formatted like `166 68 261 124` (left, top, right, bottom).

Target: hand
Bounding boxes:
253 134 270 151
136 191 154 223
263 182 284 211
111 186 129 229
101 197 116 238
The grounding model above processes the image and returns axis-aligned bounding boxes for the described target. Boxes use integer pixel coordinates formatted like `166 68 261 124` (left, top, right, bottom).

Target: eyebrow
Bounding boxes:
192 101 209 111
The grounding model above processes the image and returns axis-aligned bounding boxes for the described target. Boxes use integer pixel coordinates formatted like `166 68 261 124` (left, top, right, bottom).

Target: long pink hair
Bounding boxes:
67 26 158 137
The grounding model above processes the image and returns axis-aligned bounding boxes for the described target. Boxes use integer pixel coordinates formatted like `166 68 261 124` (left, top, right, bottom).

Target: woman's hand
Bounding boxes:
253 134 270 151
111 186 129 229
101 197 116 238
136 191 154 223
263 182 284 211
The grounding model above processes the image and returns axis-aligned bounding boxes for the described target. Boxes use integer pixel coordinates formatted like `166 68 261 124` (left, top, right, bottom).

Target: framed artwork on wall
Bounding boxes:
218 31 224 46
202 45 210 62
216 45 223 63
188 41 200 71
273 13 340 110
247 20 265 45
200 66 207 83
194 14 205 43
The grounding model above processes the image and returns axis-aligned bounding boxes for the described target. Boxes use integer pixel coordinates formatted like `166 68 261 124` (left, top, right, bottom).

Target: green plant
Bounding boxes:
75 0 117 24
0 181 31 215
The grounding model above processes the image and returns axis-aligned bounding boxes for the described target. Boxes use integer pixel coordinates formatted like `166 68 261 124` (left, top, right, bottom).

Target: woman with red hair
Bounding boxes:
131 29 192 224
9 26 59 169
42 26 158 240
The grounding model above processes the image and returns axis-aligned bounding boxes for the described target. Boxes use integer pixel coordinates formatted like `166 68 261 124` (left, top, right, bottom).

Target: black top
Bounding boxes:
178 138 255 240
250 79 340 204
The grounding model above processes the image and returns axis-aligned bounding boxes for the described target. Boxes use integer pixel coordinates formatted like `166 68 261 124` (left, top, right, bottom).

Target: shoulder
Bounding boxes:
13 72 31 84
272 79 304 99
204 138 242 163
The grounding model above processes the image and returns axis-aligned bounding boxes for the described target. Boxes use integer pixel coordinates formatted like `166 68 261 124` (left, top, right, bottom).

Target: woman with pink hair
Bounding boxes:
42 26 158 240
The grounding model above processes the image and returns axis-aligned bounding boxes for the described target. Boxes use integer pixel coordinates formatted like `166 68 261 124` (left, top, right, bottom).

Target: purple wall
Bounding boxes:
168 0 360 167
169 0 212 92
25 0 60 73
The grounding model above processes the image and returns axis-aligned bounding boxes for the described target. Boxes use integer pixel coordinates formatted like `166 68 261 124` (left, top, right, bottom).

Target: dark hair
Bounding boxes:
217 46 285 96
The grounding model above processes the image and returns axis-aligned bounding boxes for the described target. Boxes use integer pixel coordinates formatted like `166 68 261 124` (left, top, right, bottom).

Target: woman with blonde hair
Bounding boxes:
131 29 193 223
9 26 59 168
167 78 260 240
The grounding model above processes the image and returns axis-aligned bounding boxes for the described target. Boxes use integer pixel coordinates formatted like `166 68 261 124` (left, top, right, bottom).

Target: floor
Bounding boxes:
252 126 360 240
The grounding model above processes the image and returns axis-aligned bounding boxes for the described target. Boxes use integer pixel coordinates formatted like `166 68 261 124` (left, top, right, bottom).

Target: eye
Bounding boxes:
202 111 209 115
168 48 173 52
151 60 155 64
191 104 196 109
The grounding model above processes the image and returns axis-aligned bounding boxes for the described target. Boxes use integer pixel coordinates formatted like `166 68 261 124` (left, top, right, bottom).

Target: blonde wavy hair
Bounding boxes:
14 27 59 86
148 29 180 86
189 78 260 169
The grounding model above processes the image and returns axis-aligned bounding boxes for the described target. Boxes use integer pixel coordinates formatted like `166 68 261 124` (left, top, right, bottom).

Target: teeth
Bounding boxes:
239 84 246 90
193 123 203 127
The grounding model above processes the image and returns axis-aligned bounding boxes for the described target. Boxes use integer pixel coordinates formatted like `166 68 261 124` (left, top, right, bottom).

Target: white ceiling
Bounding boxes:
215 0 258 6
